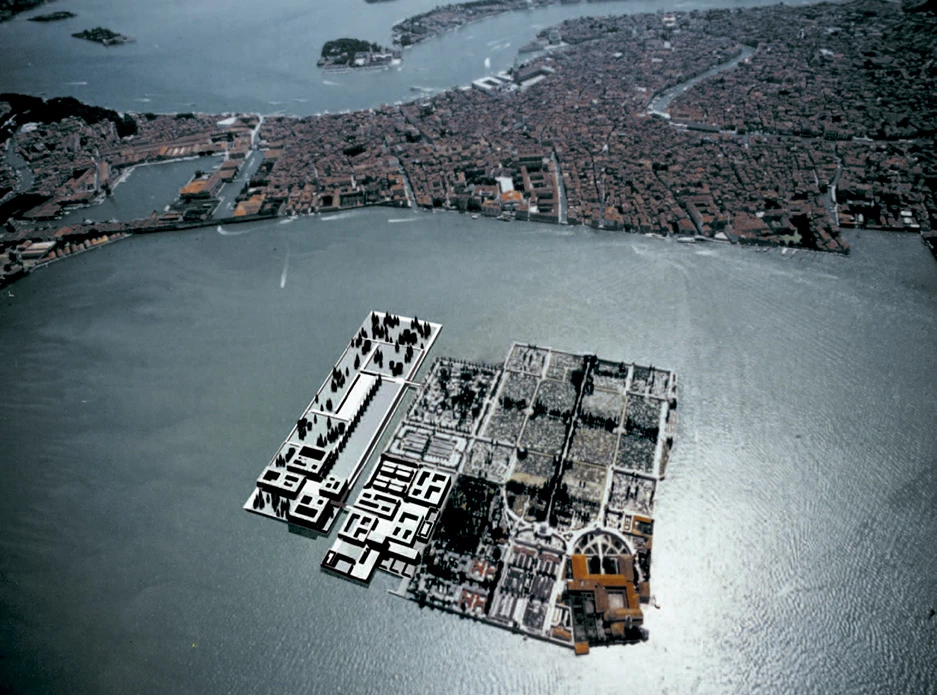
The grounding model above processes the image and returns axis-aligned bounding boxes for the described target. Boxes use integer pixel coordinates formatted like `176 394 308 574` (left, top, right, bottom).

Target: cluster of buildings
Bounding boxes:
0 109 262 284
317 39 401 71
242 1 932 253
3 0 936 282
391 0 603 47
668 3 936 143
323 449 456 581
257 110 409 216
160 155 250 225
392 0 522 47
244 312 443 543
4 110 256 222
660 2 936 239
0 228 130 285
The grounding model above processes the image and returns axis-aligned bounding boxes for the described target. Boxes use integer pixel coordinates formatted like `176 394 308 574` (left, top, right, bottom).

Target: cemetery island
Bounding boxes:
245 312 678 654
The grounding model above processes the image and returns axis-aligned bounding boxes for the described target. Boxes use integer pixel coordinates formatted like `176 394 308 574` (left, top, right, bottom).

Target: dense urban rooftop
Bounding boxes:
2 0 936 286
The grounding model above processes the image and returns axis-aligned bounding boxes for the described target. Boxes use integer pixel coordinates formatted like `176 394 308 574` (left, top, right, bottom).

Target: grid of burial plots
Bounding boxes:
488 543 564 632
480 346 677 533
368 342 676 649
603 362 677 537
405 358 501 436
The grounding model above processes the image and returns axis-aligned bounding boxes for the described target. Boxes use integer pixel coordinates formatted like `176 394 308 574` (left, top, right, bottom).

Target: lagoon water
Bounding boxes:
1 1 937 693
1 212 936 694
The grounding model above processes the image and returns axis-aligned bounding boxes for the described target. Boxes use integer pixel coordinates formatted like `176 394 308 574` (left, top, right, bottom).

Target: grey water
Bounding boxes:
1 211 936 694
1 0 809 116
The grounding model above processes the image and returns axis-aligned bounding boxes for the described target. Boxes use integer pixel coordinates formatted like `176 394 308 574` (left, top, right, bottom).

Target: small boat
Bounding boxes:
471 213 479 219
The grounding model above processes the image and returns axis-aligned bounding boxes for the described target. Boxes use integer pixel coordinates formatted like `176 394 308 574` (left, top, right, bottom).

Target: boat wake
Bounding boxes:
387 218 423 224
216 225 255 236
280 247 290 289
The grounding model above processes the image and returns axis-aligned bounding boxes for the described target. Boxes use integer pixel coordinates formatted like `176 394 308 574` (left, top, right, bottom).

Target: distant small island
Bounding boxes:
28 10 74 21
318 37 400 70
0 0 47 23
72 26 134 46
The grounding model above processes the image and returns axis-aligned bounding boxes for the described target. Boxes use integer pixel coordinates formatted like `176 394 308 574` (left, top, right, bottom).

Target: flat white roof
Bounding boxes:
334 372 377 421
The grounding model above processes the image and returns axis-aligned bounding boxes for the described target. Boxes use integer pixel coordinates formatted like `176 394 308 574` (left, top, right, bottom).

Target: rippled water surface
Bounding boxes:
1 212 936 694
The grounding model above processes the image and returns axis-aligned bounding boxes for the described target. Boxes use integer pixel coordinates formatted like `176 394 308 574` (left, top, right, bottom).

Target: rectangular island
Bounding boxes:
246 320 679 654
